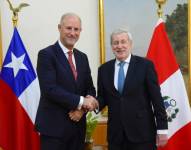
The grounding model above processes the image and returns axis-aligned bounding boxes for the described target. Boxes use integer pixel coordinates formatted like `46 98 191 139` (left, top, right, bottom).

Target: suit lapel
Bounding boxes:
123 55 137 93
54 42 77 83
108 60 119 95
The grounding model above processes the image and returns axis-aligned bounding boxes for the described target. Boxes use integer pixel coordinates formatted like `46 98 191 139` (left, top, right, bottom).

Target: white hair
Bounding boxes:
60 12 81 25
110 28 133 45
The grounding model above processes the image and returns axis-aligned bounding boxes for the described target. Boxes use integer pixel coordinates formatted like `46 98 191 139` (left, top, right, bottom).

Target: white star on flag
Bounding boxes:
4 52 28 77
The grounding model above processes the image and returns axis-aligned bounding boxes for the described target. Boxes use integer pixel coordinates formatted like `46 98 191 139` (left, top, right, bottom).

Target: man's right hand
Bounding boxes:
83 95 98 111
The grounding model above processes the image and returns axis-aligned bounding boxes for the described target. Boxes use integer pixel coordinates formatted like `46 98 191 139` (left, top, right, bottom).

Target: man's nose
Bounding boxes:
70 29 76 35
117 43 123 48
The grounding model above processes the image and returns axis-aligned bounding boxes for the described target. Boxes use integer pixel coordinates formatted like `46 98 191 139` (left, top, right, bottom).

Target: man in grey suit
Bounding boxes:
97 28 168 150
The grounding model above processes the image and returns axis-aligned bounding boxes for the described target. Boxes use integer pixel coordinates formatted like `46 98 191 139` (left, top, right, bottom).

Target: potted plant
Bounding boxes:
84 112 98 150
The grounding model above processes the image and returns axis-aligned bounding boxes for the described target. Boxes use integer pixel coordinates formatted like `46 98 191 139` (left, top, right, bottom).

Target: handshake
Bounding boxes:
69 95 99 122
82 95 99 112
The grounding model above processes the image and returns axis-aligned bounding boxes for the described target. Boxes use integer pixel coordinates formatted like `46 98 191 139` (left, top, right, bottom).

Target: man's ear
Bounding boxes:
58 24 61 31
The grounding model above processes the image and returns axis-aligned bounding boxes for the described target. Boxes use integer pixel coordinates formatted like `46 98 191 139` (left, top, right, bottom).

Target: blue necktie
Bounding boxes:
118 61 125 94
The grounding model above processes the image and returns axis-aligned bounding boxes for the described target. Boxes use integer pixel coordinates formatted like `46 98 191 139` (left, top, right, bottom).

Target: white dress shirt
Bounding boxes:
114 54 131 90
58 40 76 69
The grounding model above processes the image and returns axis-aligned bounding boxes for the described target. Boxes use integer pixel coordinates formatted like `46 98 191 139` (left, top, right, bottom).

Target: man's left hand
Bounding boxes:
156 134 168 147
69 109 84 122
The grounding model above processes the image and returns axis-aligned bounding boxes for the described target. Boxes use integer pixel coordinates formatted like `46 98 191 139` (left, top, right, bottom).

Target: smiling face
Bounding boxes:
111 32 132 61
58 14 81 50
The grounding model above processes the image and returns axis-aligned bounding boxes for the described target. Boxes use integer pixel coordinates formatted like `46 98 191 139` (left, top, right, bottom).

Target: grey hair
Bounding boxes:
60 12 81 25
110 28 133 45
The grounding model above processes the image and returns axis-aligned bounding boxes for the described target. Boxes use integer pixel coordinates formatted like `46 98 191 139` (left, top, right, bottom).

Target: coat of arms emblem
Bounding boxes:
163 96 179 122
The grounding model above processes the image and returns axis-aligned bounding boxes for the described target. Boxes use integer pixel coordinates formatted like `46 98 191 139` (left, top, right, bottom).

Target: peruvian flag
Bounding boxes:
147 18 191 150
0 28 40 150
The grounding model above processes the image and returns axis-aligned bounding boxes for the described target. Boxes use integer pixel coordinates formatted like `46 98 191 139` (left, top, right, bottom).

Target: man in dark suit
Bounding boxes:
97 28 168 150
35 13 98 150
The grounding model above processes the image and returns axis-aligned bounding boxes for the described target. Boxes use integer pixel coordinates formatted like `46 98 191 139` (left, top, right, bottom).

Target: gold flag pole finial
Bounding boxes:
6 0 30 27
156 0 167 18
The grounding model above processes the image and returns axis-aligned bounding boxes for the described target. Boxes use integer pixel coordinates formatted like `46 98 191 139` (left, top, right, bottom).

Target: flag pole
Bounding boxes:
5 0 30 27
155 0 167 18
12 10 18 27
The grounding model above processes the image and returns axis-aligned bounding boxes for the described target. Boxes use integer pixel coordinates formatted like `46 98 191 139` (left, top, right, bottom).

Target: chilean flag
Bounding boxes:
147 18 191 150
0 28 40 150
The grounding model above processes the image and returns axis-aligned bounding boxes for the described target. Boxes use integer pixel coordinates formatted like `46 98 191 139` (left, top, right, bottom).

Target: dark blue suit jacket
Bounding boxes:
35 42 96 140
97 55 167 144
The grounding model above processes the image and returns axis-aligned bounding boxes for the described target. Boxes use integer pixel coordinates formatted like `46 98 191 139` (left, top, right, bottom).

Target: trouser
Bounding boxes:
40 134 84 150
108 130 156 150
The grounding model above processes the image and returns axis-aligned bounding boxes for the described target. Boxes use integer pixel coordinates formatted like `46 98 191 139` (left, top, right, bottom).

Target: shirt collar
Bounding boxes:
116 54 131 65
58 39 73 54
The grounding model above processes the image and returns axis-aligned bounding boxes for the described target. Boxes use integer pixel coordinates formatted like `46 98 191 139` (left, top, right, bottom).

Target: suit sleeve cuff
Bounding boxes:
157 130 168 134
77 96 84 110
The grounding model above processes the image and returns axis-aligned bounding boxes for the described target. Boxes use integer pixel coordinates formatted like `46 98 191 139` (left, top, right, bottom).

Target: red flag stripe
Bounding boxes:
147 20 179 84
0 80 40 150
158 122 191 150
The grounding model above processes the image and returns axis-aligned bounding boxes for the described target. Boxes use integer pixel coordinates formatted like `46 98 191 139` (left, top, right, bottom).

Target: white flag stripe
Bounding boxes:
160 69 191 138
18 78 40 123
155 18 163 27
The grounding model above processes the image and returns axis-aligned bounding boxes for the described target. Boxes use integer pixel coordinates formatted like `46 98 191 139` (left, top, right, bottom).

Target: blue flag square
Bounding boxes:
0 28 37 97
